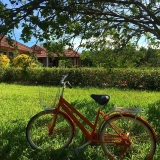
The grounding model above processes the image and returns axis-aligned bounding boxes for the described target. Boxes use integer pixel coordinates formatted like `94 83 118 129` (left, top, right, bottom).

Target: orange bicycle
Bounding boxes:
26 73 158 159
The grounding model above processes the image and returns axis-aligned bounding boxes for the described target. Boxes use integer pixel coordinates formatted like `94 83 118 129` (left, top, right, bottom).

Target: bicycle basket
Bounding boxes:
39 87 56 109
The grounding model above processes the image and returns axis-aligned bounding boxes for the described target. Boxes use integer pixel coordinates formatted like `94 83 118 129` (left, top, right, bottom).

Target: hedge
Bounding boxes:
0 67 160 90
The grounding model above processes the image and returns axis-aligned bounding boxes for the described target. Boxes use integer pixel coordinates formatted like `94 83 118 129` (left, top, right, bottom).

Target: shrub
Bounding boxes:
0 54 10 67
58 59 73 68
13 54 34 69
1 67 22 82
0 67 160 90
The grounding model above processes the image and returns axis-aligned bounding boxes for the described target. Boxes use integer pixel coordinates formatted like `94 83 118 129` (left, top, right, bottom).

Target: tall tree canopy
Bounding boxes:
0 0 159 50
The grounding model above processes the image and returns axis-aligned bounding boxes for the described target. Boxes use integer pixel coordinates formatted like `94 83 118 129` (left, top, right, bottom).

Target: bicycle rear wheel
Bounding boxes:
26 110 74 151
100 114 156 160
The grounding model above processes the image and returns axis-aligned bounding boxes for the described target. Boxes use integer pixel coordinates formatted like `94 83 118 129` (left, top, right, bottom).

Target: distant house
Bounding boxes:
0 35 32 59
31 45 81 67
0 35 82 67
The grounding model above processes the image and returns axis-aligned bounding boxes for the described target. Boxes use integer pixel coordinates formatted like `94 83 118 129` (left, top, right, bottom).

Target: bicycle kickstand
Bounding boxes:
74 142 91 155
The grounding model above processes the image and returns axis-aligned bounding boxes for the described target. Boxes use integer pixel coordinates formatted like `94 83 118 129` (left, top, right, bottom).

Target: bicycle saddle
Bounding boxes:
90 94 110 105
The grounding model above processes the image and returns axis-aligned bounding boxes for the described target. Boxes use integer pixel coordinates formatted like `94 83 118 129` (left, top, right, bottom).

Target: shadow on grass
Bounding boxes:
1 120 28 160
146 100 160 160
147 100 160 137
0 119 66 160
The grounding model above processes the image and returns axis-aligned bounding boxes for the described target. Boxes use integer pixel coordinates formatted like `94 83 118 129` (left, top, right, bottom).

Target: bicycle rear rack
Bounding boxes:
114 106 146 114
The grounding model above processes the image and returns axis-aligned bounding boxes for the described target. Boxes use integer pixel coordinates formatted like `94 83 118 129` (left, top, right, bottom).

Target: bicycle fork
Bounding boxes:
48 111 59 135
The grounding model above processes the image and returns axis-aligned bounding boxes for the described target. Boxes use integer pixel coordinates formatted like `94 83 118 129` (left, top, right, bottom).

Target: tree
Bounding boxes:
138 47 160 67
0 54 10 67
83 48 117 68
80 50 94 67
81 43 143 68
0 0 159 50
59 59 73 68
43 40 65 53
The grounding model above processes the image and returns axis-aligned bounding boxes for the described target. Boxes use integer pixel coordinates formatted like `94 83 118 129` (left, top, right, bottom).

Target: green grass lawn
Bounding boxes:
0 83 160 160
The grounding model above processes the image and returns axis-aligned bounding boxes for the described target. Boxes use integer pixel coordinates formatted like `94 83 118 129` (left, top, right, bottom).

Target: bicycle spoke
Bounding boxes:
26 110 74 150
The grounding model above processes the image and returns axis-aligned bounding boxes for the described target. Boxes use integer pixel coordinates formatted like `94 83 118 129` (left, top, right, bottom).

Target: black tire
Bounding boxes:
26 110 74 151
100 114 156 160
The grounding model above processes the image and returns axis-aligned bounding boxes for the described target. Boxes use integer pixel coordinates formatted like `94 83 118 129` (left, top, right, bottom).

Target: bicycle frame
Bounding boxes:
46 75 135 147
49 94 129 144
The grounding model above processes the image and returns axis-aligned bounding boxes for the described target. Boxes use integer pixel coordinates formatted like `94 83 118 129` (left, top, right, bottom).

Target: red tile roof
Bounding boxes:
64 50 81 57
31 45 46 57
0 35 32 53
31 45 80 58
31 45 58 58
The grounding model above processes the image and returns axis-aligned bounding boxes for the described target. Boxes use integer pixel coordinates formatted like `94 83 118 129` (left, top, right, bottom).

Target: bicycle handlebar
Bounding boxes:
60 73 72 89
61 73 69 84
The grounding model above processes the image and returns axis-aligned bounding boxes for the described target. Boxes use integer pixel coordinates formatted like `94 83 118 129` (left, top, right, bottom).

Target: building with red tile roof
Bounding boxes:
0 35 32 53
0 35 81 67
31 45 81 67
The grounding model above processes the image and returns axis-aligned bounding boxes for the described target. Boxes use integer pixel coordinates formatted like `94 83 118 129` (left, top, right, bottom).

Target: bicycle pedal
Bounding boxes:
68 156 74 160
74 142 91 155
74 148 80 155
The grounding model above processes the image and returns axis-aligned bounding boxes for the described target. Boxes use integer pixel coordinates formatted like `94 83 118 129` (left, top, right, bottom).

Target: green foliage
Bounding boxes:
81 46 160 68
58 60 66 68
147 101 160 135
0 54 10 67
0 67 160 90
80 50 93 67
0 1 159 49
0 67 22 82
43 40 66 54
59 59 73 68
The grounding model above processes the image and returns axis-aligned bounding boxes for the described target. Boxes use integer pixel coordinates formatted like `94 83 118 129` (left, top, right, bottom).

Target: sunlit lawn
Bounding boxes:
0 83 160 159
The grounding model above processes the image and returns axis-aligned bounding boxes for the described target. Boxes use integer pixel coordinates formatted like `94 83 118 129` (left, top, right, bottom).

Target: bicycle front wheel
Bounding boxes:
100 114 156 160
26 110 74 151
